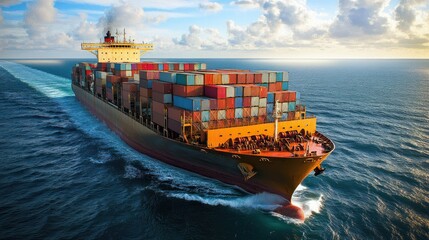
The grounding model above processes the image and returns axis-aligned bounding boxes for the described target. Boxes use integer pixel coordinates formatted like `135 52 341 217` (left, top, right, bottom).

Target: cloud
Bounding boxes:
173 24 227 49
24 0 57 39
97 2 145 34
329 0 390 38
226 0 328 48
199 1 223 13
231 0 259 9
395 0 428 32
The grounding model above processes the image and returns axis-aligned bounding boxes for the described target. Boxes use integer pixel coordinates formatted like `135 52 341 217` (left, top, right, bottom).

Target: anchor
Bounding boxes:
237 163 257 181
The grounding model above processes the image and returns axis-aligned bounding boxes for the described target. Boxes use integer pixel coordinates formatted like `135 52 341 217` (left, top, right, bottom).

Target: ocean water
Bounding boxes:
0 58 427 239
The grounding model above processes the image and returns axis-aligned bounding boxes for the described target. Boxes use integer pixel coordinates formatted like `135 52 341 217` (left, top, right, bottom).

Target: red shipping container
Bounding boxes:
139 70 159 80
275 82 282 91
245 73 254 84
258 107 266 116
251 85 260 96
258 116 265 123
243 97 251 107
203 73 214 85
163 63 169 71
152 112 165 126
173 85 204 97
204 85 226 99
153 81 173 94
237 74 246 84
254 73 263 84
226 109 235 119
140 88 152 98
228 74 237 84
226 97 235 109
243 108 251 118
184 63 190 71
167 106 182 122
152 100 166 115
122 82 138 92
209 99 218 109
259 86 268 98
274 91 283 102
217 99 226 109
209 110 218 121
168 118 182 134
174 63 180 70
268 83 277 92
243 85 252 97
289 91 296 102
191 111 201 123
152 91 172 104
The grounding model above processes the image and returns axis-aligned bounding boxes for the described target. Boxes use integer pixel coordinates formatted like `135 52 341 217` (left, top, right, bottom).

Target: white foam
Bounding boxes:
167 191 286 211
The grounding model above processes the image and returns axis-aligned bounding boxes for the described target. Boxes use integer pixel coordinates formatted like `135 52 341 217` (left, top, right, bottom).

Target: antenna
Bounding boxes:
123 28 126 43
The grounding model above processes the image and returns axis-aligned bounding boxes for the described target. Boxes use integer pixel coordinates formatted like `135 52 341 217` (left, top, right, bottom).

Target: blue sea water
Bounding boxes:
0 59 428 239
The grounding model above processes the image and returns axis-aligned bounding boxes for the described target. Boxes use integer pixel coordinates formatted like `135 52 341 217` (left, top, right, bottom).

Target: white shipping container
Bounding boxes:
195 74 204 85
269 72 276 83
282 102 289 112
225 86 235 98
218 110 226 120
259 98 267 107
283 71 289 82
221 74 229 84
251 96 260 107
251 107 259 117
261 72 269 83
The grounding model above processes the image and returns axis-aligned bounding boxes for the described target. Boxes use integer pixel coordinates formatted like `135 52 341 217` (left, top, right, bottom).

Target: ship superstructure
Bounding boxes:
72 31 334 220
81 30 153 63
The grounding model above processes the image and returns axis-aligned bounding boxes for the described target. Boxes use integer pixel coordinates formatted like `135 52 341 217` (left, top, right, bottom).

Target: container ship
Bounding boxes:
71 31 335 220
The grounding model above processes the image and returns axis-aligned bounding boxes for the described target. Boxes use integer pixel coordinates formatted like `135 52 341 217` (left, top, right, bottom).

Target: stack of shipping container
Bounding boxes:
72 61 304 137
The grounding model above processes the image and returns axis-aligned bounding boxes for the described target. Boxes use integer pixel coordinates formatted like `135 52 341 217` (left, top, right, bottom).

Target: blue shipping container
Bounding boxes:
235 108 243 119
267 103 273 114
267 92 274 103
202 111 210 122
160 72 176 83
176 73 195 86
288 102 296 111
282 81 288 91
173 96 201 111
234 86 243 97
276 72 283 82
235 97 243 108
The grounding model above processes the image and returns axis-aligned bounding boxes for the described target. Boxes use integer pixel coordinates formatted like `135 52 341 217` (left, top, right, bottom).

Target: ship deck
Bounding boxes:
214 132 333 158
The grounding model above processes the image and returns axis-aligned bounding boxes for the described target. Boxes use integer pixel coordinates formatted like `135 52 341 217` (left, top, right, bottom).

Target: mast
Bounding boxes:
273 100 281 142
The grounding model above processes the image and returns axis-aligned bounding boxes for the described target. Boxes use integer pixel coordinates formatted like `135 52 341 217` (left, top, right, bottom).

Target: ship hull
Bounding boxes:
72 84 333 204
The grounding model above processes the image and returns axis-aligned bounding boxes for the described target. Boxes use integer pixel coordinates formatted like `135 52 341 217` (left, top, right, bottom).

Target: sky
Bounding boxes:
0 0 428 59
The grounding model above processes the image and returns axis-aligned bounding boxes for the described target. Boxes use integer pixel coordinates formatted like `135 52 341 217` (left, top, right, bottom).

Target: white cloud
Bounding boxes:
97 2 145 34
231 0 259 9
226 0 328 48
24 0 56 39
395 0 428 32
199 1 223 12
173 24 227 50
329 0 390 38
